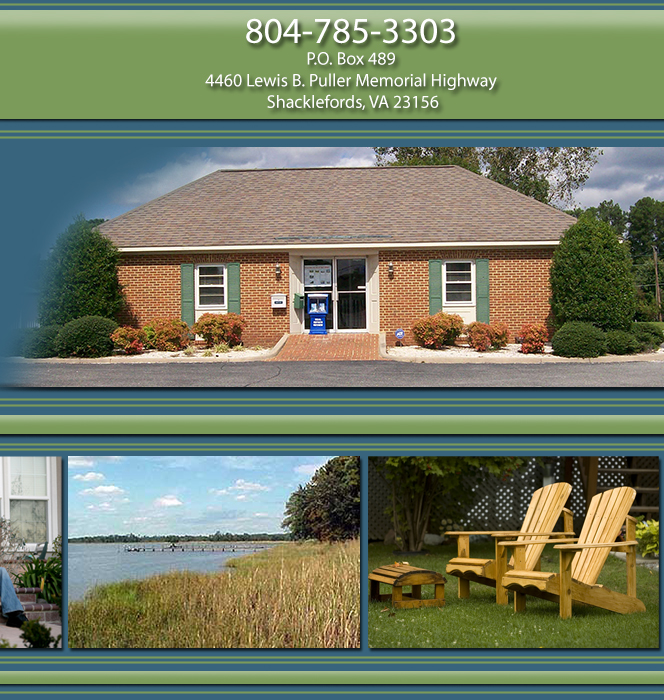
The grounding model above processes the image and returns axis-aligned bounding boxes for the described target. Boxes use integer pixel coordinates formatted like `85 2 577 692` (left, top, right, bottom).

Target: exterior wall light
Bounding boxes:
388 262 394 276
275 262 282 276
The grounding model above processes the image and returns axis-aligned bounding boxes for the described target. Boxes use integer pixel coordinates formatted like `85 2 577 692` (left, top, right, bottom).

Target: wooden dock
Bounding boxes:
123 543 273 553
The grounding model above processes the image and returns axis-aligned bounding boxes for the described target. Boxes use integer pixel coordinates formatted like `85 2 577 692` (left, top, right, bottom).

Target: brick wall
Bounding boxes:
118 252 290 347
119 247 553 347
379 247 554 346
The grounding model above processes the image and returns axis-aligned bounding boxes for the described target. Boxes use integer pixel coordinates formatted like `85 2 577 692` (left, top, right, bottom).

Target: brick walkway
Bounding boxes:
272 333 384 362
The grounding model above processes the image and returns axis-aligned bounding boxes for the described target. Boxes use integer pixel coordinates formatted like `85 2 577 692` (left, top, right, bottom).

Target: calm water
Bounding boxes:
68 542 271 601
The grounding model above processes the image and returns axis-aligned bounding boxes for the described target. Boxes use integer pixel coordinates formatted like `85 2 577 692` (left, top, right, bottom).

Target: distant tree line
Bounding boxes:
69 532 290 544
282 456 360 542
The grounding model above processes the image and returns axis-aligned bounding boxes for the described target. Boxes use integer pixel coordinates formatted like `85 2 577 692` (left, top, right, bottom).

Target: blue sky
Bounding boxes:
17 146 664 255
67 455 335 537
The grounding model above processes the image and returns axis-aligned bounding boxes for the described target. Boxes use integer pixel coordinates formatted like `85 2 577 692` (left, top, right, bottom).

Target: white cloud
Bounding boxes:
577 147 664 210
79 485 125 497
73 472 105 482
68 456 123 470
111 148 375 209
209 479 270 497
153 495 183 508
86 502 116 512
253 513 270 518
235 495 247 502
294 463 321 478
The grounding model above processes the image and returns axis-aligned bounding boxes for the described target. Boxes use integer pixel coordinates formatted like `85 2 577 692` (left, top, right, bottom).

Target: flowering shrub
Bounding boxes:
466 322 511 352
191 313 247 348
411 312 464 350
143 318 191 352
111 326 146 355
489 322 510 348
465 322 492 352
520 323 549 354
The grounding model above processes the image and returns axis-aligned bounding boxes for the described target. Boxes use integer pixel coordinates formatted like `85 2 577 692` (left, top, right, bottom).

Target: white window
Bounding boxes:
2 457 59 548
443 261 475 305
196 264 227 310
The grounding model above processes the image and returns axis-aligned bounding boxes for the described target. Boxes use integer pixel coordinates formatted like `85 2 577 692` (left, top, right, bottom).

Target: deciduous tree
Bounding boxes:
282 456 360 542
372 456 527 553
374 147 600 206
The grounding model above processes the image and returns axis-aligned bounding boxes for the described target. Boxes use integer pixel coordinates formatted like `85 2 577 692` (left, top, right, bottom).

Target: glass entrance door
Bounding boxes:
304 259 334 331
336 258 367 330
302 257 367 332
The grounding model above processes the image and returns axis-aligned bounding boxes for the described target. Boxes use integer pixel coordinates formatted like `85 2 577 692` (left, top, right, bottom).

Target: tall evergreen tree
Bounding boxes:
39 216 123 326
627 197 664 259
550 218 636 330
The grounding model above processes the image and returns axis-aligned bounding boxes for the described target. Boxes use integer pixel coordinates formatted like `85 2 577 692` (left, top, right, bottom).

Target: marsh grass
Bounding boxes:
369 542 659 648
68 540 359 649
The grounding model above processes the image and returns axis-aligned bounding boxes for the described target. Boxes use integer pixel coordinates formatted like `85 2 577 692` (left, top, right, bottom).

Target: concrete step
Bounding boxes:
14 587 60 624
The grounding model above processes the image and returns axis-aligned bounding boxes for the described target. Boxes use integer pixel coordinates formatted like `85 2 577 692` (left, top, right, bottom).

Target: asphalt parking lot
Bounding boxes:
5 359 664 388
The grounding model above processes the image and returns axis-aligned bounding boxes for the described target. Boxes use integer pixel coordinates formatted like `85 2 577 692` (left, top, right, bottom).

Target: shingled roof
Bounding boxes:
99 166 576 249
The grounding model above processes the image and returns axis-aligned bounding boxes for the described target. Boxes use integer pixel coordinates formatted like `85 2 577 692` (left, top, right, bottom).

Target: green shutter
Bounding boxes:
476 258 490 324
428 259 443 315
180 263 195 326
227 262 241 314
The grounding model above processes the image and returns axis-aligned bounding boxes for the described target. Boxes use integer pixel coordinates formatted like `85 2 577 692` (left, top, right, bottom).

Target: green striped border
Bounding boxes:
0 670 662 684
2 129 664 139
1 414 664 433
3 654 663 663
3 397 664 409
2 3 663 5
4 440 664 449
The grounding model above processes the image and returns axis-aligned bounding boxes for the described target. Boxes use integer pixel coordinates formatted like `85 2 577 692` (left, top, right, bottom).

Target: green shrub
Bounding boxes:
635 519 659 557
191 313 248 348
111 326 146 355
38 216 123 327
22 325 62 358
551 321 606 358
605 330 641 355
15 536 62 607
412 312 464 349
631 322 664 352
143 318 190 352
550 217 636 330
55 316 117 358
20 621 61 649
519 323 549 354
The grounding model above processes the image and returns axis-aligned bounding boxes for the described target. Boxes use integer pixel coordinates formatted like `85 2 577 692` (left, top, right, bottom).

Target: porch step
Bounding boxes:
13 587 60 624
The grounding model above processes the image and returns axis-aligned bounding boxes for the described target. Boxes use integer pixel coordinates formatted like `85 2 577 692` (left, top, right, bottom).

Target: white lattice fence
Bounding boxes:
368 456 659 540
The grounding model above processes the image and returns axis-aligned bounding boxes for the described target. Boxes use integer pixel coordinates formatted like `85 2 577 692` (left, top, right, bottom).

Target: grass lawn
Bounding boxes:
69 540 359 648
368 542 659 648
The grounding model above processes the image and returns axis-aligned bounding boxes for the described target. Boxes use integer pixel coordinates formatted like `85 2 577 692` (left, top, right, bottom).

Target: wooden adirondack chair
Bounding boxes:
446 481 573 604
499 486 645 619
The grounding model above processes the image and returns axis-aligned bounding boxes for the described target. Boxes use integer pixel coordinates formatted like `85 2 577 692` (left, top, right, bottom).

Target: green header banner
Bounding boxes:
0 669 662 684
0 414 663 433
0 10 662 119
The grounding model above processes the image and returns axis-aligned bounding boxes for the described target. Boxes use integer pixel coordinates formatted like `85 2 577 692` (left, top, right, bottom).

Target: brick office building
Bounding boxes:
99 166 576 347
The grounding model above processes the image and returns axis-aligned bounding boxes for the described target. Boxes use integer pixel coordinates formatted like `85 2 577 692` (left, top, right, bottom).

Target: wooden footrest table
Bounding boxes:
369 564 446 609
